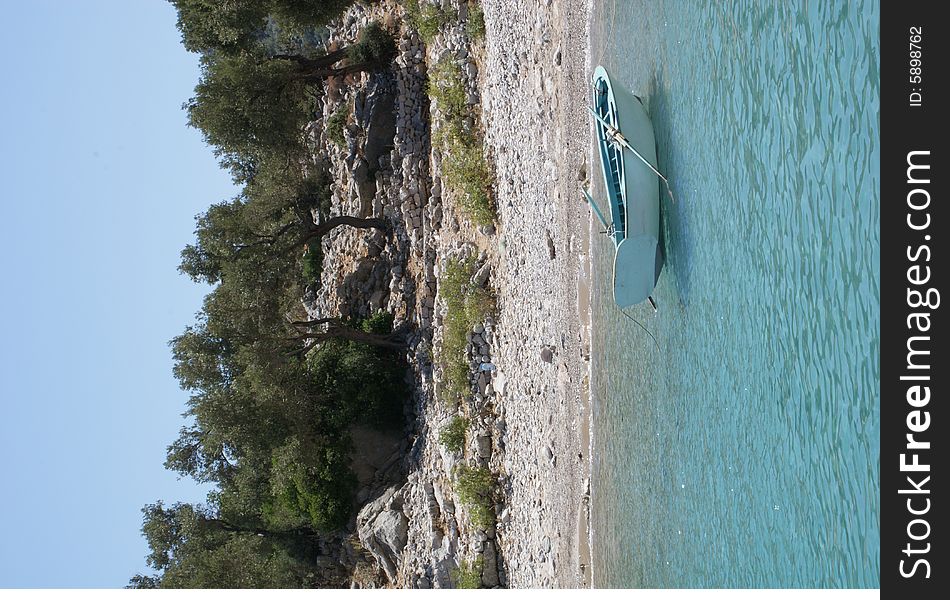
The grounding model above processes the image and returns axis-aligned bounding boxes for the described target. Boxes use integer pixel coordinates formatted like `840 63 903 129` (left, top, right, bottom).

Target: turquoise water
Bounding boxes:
589 0 880 588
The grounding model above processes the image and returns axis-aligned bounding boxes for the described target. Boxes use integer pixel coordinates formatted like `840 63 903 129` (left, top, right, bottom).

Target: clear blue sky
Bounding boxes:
0 1 235 588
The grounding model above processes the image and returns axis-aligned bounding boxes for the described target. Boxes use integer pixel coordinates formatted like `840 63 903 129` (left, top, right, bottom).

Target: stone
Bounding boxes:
473 262 492 287
476 431 492 458
357 484 409 584
352 157 378 215
477 371 490 395
481 541 500 587
540 346 554 363
492 368 508 397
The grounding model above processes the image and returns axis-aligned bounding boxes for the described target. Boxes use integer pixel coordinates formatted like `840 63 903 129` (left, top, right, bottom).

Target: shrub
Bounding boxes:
454 465 495 529
438 257 495 404
326 104 349 148
452 557 483 589
466 3 486 40
442 138 494 226
427 57 469 140
439 416 469 452
266 438 356 532
428 56 495 225
348 21 397 68
296 169 333 217
361 310 396 335
405 0 457 44
302 242 324 285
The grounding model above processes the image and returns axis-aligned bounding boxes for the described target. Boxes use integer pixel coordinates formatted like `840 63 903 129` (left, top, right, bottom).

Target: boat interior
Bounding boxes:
593 78 626 247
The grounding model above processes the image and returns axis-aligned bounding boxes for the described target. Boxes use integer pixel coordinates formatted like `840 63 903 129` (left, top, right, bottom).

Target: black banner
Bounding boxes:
882 1 947 596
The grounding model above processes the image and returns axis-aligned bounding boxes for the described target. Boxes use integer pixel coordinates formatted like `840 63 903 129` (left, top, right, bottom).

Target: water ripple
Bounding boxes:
590 0 879 588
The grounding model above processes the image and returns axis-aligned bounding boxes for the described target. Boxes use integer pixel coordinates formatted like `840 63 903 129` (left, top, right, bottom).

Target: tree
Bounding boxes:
126 574 160 589
267 437 356 532
136 501 321 588
185 53 315 167
305 312 408 430
185 27 396 165
179 184 389 290
170 0 357 55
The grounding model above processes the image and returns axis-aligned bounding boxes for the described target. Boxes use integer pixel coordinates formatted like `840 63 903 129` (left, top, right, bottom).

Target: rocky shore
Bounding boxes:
308 0 593 587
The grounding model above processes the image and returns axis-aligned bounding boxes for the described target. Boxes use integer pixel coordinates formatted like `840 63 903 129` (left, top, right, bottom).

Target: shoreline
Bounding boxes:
581 0 596 587
479 0 595 587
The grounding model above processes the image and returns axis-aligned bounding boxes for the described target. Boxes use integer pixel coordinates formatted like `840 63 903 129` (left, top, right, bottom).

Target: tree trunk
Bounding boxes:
289 317 343 328
211 518 320 540
290 325 405 355
303 216 389 243
272 46 351 70
293 61 380 83
325 325 404 350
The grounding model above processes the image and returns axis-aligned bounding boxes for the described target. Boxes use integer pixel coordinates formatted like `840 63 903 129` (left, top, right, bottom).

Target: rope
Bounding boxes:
619 307 661 351
593 0 619 70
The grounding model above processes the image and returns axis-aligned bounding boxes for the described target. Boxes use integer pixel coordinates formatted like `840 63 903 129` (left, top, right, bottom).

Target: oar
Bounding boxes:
588 106 676 204
582 188 612 231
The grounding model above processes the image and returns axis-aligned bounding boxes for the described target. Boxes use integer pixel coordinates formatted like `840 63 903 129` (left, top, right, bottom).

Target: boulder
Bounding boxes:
476 431 492 458
351 157 377 217
481 540 500 587
357 484 409 583
360 75 397 171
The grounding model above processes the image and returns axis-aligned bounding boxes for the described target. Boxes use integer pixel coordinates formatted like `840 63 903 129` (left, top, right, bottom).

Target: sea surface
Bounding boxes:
588 0 880 588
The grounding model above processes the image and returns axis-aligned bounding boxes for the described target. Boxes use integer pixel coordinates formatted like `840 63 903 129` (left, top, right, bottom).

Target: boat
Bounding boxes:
585 65 664 309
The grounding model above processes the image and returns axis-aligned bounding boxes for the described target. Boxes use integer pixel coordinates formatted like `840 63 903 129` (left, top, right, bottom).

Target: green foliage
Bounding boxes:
428 56 495 226
126 574 160 589
452 557 483 589
143 1 416 587
171 0 356 55
442 137 494 226
438 257 494 404
347 21 397 68
439 416 469 452
243 158 330 218
267 438 356 532
466 3 486 40
427 57 469 139
268 0 357 30
326 104 350 148
186 52 312 168
307 313 407 431
170 0 270 54
294 169 333 217
301 242 324 284
179 163 333 290
361 310 396 335
454 465 496 529
405 0 457 44
137 501 312 588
